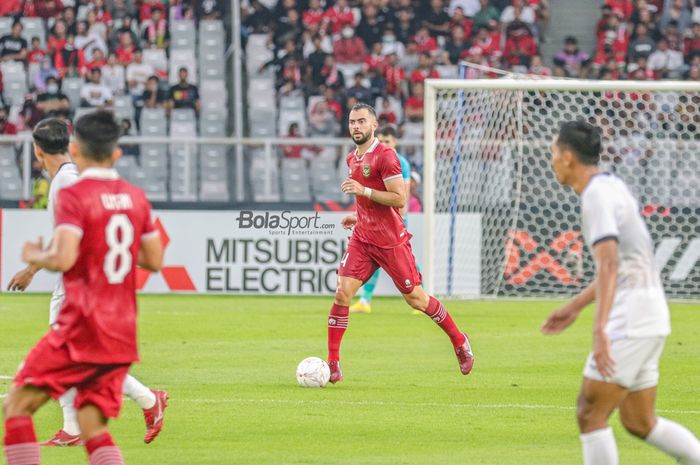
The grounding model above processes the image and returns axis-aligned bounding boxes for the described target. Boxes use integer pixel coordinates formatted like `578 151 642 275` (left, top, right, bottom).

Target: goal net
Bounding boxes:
423 78 700 299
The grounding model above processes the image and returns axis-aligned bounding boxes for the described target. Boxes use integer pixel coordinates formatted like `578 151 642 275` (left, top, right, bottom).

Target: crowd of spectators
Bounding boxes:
243 0 700 148
0 0 223 133
550 0 700 80
243 0 551 143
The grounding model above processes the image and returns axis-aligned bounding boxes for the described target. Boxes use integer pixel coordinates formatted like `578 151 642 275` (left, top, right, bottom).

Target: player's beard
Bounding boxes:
352 129 373 146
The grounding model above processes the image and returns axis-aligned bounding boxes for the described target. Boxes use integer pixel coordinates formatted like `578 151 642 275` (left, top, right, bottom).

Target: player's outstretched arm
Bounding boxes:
340 177 405 208
541 280 596 335
139 234 164 272
21 228 80 272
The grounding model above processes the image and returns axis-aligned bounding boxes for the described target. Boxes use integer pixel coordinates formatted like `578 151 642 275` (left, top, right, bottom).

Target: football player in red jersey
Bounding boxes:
3 110 163 465
326 103 474 383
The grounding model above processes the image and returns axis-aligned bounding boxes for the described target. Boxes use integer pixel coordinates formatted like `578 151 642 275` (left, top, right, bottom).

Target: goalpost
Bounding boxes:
423 78 700 299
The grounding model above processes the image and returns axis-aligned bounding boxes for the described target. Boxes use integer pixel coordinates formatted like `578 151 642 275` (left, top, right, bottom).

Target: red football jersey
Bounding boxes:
346 139 408 248
50 168 157 364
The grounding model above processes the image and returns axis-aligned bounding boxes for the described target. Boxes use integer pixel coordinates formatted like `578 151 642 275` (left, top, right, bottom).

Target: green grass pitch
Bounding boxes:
1 294 699 465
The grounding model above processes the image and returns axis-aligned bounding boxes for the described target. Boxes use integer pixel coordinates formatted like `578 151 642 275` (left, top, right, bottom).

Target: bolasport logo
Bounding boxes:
236 211 336 236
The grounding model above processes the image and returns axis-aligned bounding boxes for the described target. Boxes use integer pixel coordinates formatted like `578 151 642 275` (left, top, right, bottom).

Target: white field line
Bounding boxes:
180 398 700 415
0 375 14 380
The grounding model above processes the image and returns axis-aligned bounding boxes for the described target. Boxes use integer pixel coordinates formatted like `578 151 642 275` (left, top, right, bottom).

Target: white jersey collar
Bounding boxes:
80 167 120 180
354 138 380 160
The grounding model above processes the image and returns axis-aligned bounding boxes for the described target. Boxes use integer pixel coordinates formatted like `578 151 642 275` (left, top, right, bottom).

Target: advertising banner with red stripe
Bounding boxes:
0 209 481 296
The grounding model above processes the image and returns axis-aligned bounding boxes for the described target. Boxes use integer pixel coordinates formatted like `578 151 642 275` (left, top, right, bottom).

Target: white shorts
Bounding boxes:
49 279 65 326
583 336 666 391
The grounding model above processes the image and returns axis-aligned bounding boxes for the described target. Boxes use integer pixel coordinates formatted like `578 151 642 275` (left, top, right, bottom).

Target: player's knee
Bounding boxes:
407 290 430 311
576 394 602 431
403 292 424 310
3 391 34 418
334 286 353 306
620 413 655 439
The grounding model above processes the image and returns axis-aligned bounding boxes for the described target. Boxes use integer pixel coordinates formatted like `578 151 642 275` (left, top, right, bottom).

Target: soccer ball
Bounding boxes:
296 357 330 388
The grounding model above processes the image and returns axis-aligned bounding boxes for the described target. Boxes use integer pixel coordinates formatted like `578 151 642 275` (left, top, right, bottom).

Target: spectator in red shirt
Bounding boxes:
54 34 86 78
503 21 538 68
450 7 474 41
383 53 406 98
283 122 304 158
303 0 326 30
87 48 107 71
324 0 355 36
92 0 113 26
410 52 440 83
333 27 367 63
27 37 47 65
605 0 634 20
115 32 137 65
0 106 18 135
378 98 397 124
405 81 425 122
685 22 700 62
0 0 21 16
528 53 551 75
472 25 502 59
413 26 438 54
595 13 629 65
140 0 165 22
47 20 68 56
30 0 63 19
364 42 387 74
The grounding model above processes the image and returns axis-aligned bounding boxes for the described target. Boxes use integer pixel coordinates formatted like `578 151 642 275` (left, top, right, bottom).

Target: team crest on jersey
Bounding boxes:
404 279 411 288
362 164 370 177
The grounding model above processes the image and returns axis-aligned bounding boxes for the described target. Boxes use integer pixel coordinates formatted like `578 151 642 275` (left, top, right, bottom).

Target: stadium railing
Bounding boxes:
0 135 423 204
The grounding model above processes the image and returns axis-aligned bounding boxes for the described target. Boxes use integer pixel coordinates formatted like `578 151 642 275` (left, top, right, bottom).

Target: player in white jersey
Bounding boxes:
542 121 700 465
7 118 169 447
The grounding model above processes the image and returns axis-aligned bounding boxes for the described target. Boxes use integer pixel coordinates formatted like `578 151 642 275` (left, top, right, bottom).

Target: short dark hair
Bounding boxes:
377 125 398 138
556 120 601 166
33 118 70 155
349 102 376 119
73 110 121 162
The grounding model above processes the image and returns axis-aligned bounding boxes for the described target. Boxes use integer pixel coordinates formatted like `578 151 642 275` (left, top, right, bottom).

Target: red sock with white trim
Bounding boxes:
4 416 39 465
85 433 124 465
424 296 465 347
327 303 349 362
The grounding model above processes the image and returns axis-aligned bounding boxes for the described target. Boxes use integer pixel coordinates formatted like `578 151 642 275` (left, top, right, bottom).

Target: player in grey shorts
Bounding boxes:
542 120 700 465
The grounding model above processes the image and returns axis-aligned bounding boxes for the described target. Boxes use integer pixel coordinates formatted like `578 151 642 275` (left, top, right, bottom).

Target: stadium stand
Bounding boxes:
1 0 699 205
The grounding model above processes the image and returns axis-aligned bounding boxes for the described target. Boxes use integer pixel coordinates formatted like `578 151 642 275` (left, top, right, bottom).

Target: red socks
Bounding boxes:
86 433 124 465
4 416 39 465
425 296 465 347
327 303 349 362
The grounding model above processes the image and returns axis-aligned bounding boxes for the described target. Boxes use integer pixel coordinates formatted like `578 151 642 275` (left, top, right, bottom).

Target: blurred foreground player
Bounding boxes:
3 110 164 465
327 103 474 383
7 117 169 447
542 120 700 465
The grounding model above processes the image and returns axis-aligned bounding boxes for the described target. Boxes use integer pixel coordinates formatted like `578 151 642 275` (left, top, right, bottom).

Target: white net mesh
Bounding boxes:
428 81 700 299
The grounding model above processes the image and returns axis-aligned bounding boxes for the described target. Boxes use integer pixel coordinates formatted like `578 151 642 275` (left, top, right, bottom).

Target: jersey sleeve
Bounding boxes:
379 149 403 183
54 188 85 238
581 184 619 247
398 154 411 180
